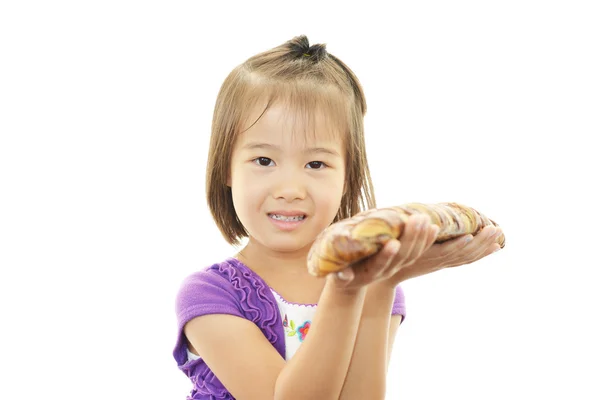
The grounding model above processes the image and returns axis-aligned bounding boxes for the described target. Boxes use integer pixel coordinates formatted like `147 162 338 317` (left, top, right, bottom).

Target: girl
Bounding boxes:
173 35 502 400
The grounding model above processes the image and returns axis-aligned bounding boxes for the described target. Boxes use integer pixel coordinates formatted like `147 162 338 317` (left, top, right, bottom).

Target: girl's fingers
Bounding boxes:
446 226 496 251
340 239 400 285
407 217 428 261
480 228 503 257
373 239 401 276
333 221 502 287
395 216 424 264
435 234 473 261
381 239 403 277
452 226 503 265
419 222 440 256
403 216 438 264
469 226 500 252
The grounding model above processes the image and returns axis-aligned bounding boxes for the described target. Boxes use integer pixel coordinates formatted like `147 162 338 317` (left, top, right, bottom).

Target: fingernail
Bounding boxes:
337 270 350 280
463 235 473 244
390 241 401 254
415 217 425 230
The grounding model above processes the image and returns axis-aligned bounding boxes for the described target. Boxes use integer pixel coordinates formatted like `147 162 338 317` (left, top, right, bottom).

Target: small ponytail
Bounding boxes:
287 35 328 62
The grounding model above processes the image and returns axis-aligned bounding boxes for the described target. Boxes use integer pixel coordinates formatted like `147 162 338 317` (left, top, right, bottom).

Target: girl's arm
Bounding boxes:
338 283 401 400
184 275 367 400
274 277 367 399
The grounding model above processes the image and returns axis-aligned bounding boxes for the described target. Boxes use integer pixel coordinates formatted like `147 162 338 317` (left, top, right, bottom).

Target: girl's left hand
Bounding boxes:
382 218 503 287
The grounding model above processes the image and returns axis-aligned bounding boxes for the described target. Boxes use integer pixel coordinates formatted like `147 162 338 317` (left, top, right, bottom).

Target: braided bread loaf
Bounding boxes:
307 202 505 277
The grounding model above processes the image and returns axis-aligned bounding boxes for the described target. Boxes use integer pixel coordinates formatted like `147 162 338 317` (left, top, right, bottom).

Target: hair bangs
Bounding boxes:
235 76 351 147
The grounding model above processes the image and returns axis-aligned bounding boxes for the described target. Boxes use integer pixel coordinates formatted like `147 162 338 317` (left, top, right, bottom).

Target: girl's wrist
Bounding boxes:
360 281 396 318
369 280 400 295
368 279 398 295
325 273 368 297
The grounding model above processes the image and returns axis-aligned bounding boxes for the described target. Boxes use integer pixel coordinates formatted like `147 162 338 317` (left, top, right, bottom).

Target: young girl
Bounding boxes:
173 35 502 400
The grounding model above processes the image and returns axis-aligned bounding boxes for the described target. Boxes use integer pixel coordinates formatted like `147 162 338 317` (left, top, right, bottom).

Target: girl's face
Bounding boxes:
228 103 346 255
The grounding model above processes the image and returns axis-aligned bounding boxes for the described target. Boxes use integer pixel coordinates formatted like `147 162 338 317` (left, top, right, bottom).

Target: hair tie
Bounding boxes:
286 35 327 61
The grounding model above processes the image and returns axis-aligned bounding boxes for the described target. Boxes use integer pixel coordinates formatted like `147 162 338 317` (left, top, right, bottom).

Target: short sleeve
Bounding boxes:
172 268 245 366
391 284 406 322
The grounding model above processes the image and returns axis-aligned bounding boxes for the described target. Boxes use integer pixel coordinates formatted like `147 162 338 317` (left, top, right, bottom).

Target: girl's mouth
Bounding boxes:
268 214 306 222
267 213 307 231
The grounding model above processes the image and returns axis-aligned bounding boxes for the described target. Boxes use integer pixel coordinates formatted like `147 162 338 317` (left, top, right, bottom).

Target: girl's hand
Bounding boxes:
385 222 503 286
328 215 504 290
327 215 437 291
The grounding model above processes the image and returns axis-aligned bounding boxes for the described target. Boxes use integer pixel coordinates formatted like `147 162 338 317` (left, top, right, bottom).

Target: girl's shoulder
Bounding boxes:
173 257 285 367
175 257 270 314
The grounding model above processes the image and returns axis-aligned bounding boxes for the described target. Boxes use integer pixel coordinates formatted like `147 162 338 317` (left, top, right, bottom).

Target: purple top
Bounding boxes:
173 257 406 399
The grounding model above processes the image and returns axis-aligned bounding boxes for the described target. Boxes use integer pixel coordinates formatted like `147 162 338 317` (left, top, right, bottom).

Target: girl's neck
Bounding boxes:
234 239 314 277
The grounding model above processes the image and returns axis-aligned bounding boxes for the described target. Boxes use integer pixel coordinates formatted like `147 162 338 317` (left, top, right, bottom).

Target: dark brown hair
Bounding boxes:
206 35 376 246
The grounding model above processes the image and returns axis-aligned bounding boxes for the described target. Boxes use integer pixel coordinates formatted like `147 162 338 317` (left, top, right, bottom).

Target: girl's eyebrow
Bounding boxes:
242 142 341 157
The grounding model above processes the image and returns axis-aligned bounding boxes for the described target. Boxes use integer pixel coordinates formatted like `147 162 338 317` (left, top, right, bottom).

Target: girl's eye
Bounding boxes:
306 161 326 169
252 158 326 169
254 157 274 167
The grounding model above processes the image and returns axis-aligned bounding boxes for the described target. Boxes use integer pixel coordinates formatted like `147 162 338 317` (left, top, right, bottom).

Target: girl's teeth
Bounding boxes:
270 214 305 221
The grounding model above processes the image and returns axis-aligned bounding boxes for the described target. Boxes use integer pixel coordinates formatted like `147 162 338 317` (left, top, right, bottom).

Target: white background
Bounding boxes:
1 1 599 399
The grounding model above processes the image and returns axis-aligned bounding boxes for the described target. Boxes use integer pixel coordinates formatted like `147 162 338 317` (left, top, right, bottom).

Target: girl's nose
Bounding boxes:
271 171 307 202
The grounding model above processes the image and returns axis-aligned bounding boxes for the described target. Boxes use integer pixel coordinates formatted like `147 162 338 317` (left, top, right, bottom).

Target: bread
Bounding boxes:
307 202 505 276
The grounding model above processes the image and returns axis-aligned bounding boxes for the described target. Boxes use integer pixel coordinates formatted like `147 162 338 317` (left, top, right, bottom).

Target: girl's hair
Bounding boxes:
206 35 376 246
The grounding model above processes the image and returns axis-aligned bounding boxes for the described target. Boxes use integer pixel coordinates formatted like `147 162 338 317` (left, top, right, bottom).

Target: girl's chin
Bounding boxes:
265 241 311 254
249 236 313 254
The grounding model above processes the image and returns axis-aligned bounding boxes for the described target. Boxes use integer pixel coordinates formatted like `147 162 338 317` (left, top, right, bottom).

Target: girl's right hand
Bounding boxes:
326 215 437 291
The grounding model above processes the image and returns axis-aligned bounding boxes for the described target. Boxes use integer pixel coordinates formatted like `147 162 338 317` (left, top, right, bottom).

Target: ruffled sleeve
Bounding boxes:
172 266 246 366
172 259 284 399
391 284 406 322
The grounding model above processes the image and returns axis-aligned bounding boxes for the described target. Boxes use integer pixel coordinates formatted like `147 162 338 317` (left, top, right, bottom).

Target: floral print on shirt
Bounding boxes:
283 313 311 342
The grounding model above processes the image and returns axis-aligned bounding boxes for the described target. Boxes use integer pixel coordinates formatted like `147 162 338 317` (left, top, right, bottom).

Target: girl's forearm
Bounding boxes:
274 279 367 400
339 284 396 400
